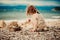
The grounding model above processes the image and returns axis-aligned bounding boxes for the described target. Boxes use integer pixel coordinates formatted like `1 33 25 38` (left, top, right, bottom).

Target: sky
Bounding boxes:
0 0 60 6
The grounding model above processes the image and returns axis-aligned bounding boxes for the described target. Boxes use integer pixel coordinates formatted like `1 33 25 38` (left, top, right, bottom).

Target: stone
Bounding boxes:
0 20 6 28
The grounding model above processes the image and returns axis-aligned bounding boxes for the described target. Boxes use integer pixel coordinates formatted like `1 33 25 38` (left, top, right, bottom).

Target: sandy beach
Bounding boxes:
4 19 60 27
0 19 60 40
0 0 60 40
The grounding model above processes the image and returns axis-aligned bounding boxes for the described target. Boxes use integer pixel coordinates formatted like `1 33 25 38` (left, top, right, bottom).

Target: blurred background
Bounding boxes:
0 0 60 20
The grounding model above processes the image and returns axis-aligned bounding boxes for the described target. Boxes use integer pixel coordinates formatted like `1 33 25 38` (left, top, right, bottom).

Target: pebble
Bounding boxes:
0 26 60 40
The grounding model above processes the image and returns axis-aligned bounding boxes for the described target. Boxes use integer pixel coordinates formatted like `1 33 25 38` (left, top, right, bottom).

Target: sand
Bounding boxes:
0 19 60 40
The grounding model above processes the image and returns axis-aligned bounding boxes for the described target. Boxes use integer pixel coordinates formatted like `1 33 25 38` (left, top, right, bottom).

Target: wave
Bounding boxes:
52 16 60 19
0 5 59 11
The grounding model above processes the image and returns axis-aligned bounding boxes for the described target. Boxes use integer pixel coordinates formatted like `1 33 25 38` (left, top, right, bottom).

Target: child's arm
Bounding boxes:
21 18 31 26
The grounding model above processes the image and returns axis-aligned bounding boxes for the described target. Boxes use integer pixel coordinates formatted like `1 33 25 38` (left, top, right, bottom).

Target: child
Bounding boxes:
21 5 47 32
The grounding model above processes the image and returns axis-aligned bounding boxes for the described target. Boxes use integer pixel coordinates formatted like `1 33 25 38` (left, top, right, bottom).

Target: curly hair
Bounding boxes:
26 5 38 15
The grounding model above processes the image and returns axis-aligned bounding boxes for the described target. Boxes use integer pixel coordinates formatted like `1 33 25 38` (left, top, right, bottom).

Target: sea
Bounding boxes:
0 5 60 20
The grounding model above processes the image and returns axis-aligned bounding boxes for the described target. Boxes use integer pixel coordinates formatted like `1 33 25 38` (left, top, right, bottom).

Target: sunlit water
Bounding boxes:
0 6 60 20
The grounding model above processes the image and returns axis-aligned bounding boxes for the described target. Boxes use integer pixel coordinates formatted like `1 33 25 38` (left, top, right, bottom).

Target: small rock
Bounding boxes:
0 20 6 28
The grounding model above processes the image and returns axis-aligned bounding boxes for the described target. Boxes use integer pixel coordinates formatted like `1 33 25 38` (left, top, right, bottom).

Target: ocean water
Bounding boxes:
0 5 60 20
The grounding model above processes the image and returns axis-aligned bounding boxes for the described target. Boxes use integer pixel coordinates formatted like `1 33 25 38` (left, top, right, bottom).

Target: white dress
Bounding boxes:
28 13 46 31
22 13 46 31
